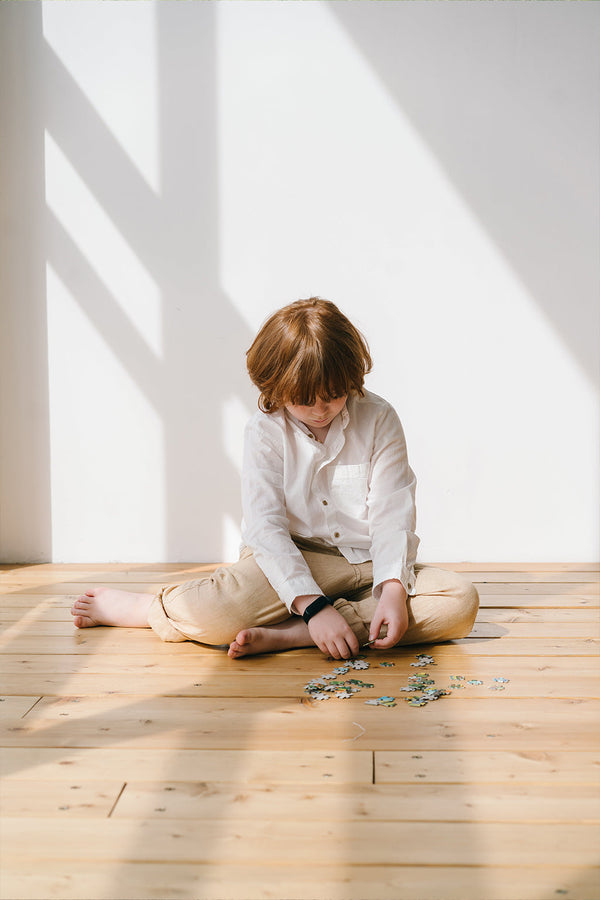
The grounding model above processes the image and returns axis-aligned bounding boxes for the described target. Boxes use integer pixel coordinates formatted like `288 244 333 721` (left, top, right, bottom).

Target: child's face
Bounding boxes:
284 394 347 432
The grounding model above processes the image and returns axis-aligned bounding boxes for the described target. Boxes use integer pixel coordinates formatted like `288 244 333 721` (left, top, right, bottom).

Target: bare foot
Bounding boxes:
71 588 154 629
228 617 313 659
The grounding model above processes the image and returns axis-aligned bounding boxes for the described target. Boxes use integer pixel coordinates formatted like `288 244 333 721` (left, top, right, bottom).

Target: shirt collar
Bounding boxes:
284 402 349 443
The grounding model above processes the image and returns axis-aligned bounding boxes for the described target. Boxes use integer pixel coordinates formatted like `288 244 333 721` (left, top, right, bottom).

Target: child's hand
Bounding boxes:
369 580 409 649
307 605 360 660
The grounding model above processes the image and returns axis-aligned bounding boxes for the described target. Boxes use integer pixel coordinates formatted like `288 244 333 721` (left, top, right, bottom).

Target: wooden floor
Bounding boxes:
0 563 599 900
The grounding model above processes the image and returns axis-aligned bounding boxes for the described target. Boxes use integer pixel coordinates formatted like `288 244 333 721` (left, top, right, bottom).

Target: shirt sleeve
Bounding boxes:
366 404 419 598
241 418 324 612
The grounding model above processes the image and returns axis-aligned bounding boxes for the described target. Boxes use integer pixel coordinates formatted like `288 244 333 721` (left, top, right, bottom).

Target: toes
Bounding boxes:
71 598 90 614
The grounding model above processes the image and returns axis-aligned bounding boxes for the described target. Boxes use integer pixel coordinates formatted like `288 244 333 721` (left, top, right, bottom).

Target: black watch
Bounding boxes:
302 595 334 623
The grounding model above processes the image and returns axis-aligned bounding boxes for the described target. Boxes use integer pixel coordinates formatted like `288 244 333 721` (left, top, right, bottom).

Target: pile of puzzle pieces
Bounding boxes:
303 653 510 708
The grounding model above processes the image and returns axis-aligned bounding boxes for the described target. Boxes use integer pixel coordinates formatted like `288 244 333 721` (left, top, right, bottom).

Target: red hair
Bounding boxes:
246 298 372 413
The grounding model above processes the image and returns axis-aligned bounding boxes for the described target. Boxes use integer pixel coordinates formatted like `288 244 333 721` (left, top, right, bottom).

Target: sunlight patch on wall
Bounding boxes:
46 264 166 562
42 0 160 194
44 132 162 358
215 0 598 561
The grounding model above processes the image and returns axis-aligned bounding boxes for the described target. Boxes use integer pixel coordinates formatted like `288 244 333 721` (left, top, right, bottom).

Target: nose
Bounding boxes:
313 399 330 415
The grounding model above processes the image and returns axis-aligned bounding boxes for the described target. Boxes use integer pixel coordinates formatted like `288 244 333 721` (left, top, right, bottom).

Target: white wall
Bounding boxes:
1 0 598 564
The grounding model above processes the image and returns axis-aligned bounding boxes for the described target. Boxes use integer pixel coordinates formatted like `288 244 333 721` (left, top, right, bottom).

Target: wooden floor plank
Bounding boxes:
2 862 598 900
1 627 597 655
2 661 598 698
375 749 600 785
476 582 599 596
469 621 599 638
2 652 598 676
1 672 596 700
1 695 597 751
1 818 598 866
0 748 373 784
476 594 599 608
0 780 124 817
457 571 600 583
4 746 597 787
477 608 600 622
6 778 596 824
110 780 600 823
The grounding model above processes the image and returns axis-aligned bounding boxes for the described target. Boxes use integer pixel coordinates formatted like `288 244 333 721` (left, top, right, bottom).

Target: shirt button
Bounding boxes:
333 531 340 539
322 499 328 506
308 434 315 439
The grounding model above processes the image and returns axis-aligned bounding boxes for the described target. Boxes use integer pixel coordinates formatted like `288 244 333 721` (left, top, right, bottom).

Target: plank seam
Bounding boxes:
107 782 127 818
20 697 43 719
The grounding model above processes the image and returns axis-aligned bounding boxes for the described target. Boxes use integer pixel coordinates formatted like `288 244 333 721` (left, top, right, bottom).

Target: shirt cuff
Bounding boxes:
373 565 417 600
278 575 325 612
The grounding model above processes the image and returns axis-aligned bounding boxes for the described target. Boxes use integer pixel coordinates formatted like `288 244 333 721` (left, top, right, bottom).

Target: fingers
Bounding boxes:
371 621 407 650
307 608 361 659
369 621 382 644
319 635 359 660
383 623 404 646
371 635 394 650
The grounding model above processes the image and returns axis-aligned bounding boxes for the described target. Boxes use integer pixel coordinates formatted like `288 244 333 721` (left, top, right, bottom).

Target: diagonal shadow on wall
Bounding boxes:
329 1 600 386
41 3 257 563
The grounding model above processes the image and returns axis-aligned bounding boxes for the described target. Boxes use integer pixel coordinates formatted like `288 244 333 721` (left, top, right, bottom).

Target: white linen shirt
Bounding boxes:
241 390 419 612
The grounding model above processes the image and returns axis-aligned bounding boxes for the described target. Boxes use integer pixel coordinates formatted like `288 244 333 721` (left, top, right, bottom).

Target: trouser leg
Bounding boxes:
147 542 365 645
335 565 479 645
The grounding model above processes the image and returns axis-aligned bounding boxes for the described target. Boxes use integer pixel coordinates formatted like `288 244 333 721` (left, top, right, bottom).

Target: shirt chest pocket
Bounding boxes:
328 463 369 519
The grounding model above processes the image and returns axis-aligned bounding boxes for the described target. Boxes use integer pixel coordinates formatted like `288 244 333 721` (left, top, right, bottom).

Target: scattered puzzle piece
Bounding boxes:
304 653 510 708
410 653 435 667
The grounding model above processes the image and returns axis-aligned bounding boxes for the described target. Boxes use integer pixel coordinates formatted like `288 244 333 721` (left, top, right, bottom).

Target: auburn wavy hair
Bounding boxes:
246 298 372 413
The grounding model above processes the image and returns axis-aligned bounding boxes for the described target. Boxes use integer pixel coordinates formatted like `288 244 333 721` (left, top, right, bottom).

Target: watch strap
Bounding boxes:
302 595 334 624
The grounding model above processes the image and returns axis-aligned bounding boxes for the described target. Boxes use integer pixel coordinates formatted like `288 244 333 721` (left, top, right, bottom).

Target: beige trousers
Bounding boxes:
148 538 479 647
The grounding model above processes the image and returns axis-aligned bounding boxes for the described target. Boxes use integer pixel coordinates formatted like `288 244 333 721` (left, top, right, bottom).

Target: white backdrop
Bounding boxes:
1 0 598 564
